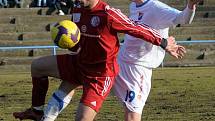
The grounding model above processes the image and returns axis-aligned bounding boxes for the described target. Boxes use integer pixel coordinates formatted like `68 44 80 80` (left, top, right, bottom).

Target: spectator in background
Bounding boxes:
46 0 73 15
0 0 8 8
14 0 22 8
37 0 47 7
0 0 3 7
54 0 73 15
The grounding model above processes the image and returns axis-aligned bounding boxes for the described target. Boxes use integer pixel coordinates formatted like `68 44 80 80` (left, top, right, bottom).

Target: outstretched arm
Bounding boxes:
106 5 186 58
173 0 203 25
106 6 163 46
166 1 203 58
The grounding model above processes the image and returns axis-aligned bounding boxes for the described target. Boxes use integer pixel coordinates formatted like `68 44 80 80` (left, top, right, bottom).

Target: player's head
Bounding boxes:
75 0 99 9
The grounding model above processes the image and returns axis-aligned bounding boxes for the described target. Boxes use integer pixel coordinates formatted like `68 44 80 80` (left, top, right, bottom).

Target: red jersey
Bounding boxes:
72 0 162 77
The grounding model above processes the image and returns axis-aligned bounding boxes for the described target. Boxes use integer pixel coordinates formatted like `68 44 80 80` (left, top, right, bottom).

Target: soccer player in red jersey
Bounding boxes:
13 0 185 120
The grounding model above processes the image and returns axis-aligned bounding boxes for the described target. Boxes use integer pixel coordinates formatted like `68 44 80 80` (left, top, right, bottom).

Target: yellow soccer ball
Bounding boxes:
51 20 80 49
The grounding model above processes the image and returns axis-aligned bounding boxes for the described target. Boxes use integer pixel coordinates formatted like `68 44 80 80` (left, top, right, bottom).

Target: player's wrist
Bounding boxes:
187 1 197 10
160 38 168 49
188 4 196 10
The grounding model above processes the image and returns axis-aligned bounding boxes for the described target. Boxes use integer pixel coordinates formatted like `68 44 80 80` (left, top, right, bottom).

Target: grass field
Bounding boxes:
0 65 215 121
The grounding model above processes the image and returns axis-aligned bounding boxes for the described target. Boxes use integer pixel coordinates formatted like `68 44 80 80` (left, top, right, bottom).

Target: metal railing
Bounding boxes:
0 40 215 55
0 45 58 55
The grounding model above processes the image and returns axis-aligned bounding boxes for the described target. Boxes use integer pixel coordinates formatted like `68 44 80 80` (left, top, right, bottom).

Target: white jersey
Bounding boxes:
114 0 195 114
118 0 194 68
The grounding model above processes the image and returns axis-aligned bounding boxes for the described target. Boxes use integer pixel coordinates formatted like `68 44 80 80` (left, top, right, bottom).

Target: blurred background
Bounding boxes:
0 0 215 120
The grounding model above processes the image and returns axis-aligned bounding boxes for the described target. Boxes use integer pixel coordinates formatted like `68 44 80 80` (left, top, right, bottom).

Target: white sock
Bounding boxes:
42 90 72 121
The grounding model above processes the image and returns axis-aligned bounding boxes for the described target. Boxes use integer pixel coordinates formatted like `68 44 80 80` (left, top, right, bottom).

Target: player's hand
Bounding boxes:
187 0 203 9
165 36 186 59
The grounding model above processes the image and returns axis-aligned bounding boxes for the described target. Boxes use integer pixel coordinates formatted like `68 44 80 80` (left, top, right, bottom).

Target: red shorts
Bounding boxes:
57 54 115 112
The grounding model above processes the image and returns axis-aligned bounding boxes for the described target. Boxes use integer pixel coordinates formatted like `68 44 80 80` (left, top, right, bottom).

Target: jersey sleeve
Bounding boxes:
152 1 181 28
153 1 195 28
105 6 162 46
173 6 195 25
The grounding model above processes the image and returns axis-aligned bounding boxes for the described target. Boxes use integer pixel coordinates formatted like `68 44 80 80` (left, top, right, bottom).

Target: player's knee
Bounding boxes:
75 103 97 121
125 112 141 121
125 108 142 121
31 58 45 76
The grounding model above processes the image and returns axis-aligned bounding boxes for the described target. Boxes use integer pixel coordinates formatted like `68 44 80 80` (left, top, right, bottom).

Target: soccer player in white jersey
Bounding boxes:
113 0 202 121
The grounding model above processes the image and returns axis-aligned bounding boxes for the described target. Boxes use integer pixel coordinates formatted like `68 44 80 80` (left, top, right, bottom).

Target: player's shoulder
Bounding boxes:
152 0 179 11
129 2 136 8
104 4 123 15
152 0 172 9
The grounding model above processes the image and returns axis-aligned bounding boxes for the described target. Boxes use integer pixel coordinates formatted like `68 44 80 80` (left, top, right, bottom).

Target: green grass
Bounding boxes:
0 66 215 121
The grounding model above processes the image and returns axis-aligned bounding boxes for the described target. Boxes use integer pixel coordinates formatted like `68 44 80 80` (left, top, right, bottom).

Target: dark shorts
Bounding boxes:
57 54 115 112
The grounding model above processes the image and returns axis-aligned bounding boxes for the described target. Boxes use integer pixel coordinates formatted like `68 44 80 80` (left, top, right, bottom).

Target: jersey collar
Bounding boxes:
136 0 150 8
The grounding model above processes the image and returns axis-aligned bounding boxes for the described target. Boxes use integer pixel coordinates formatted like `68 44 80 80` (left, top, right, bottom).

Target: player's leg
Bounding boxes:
76 76 115 121
41 54 81 121
125 110 141 121
31 55 61 108
13 55 60 120
113 61 152 121
75 103 97 121
42 81 79 121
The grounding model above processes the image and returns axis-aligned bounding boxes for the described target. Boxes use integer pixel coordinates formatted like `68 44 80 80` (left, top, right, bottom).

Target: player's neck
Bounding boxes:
135 0 149 7
89 0 99 9
135 0 144 5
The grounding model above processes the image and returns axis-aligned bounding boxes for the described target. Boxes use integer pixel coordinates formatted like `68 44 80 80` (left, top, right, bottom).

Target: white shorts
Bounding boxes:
113 60 152 114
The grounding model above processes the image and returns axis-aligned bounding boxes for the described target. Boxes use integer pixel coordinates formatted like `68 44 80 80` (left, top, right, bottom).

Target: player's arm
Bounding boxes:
106 6 162 46
106 6 186 58
188 0 203 9
173 0 203 24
